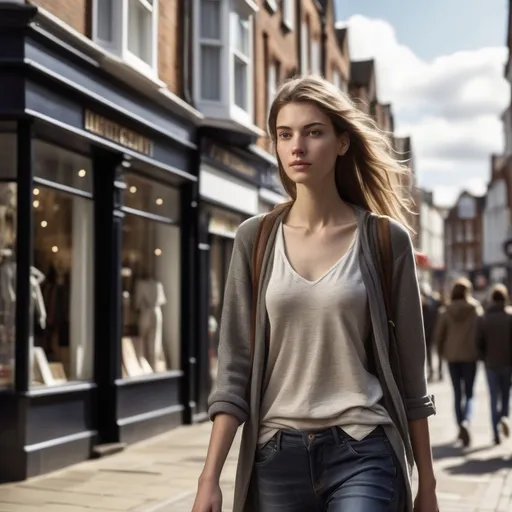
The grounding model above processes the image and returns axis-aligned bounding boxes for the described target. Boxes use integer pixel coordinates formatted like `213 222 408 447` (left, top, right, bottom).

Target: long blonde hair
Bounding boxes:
268 75 414 232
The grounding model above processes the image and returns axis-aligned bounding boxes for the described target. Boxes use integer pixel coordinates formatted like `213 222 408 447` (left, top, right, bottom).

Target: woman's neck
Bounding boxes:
287 177 354 230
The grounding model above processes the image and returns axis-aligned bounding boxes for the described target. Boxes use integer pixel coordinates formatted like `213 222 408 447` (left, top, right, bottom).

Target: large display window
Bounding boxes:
30 141 94 388
207 208 243 384
120 173 181 379
0 130 17 388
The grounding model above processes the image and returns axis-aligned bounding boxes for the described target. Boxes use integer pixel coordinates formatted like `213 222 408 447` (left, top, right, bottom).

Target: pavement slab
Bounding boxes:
0 364 510 511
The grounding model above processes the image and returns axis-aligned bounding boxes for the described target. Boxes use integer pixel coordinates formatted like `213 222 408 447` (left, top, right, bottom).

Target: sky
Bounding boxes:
334 0 510 207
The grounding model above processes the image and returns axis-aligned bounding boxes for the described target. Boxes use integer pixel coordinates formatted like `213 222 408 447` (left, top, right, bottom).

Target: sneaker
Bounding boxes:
460 420 471 447
499 417 510 438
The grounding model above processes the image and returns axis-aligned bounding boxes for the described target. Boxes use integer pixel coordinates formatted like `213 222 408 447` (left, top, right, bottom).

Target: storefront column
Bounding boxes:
14 119 32 393
180 181 197 425
196 207 212 417
93 148 124 444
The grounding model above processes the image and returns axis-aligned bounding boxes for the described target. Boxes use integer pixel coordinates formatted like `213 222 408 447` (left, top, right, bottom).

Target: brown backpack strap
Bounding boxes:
250 204 289 363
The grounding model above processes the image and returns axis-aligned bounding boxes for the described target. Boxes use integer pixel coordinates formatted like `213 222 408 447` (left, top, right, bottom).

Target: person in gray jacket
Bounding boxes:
434 278 482 447
193 76 438 512
477 284 512 445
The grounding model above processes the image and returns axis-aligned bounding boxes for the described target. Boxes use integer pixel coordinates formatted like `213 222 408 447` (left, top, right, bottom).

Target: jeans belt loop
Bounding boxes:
331 426 342 446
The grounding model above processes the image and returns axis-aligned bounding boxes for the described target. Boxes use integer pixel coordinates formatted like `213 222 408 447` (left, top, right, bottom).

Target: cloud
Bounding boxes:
338 15 509 207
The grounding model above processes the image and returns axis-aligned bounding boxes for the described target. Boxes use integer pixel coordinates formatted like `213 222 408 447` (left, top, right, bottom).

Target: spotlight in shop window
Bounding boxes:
78 169 87 178
154 248 162 256
129 186 137 194
33 200 40 208
156 198 163 206
33 188 40 196
41 221 48 228
52 246 59 253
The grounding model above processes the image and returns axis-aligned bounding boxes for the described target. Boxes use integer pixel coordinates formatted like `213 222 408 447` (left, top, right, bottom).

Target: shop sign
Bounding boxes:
205 142 256 179
84 110 154 156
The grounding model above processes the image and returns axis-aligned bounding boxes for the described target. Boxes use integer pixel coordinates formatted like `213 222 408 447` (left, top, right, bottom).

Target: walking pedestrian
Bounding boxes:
192 75 438 512
477 284 512 445
434 277 482 447
420 283 440 382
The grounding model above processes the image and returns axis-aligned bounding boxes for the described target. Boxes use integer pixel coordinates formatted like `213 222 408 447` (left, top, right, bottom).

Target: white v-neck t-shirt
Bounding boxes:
258 223 391 445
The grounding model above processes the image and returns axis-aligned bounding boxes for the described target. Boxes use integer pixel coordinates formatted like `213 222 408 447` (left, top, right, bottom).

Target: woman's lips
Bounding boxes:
290 163 311 171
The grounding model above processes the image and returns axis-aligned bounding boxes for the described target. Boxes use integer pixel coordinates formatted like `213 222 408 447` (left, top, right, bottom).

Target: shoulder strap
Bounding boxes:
376 216 394 325
250 205 288 362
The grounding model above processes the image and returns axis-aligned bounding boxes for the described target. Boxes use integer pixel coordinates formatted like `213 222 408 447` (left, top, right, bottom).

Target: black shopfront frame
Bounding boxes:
0 4 199 482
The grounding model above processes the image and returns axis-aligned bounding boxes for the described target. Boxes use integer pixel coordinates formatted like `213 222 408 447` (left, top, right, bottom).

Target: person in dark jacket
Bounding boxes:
434 277 482 447
421 283 441 382
477 284 512 445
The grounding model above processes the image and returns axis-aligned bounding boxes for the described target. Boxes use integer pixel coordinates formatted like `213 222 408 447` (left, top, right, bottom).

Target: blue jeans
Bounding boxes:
486 367 512 439
448 362 477 425
252 426 402 511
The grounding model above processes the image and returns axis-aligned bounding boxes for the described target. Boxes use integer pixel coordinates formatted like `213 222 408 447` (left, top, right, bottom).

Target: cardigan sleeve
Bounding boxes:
391 227 436 421
207 217 260 425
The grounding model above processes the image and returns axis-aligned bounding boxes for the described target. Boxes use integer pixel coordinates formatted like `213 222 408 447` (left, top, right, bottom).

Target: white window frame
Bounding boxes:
282 0 295 30
198 0 225 103
92 0 159 79
332 68 341 90
265 0 278 12
231 10 253 114
300 21 309 74
311 38 321 75
193 0 255 124
267 61 277 114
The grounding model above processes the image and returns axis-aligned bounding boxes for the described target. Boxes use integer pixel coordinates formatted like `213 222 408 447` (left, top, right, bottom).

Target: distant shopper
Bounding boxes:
477 284 512 445
420 283 440 382
434 278 482 447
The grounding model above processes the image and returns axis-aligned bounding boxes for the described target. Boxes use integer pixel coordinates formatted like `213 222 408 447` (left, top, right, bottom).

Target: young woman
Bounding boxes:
192 76 438 512
434 278 482 447
477 284 512 445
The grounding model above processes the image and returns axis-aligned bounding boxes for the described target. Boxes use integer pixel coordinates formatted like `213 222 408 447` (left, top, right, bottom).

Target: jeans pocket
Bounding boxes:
343 428 392 459
254 439 278 467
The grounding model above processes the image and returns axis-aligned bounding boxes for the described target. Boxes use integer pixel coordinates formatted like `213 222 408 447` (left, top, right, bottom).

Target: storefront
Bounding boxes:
194 138 285 417
0 5 199 482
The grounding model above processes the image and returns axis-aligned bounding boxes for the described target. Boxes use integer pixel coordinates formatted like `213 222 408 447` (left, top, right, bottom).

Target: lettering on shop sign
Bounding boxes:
206 143 256 178
84 110 154 156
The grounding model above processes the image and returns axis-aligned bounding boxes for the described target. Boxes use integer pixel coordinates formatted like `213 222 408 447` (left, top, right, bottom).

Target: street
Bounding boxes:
0 367 510 512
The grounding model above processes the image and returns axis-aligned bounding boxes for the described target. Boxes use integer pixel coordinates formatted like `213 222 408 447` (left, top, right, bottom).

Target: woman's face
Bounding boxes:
275 102 348 189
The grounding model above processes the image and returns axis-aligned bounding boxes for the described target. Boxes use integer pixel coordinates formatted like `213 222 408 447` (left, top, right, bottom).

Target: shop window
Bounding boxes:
121 175 181 378
0 182 17 389
92 0 158 78
0 130 17 388
31 143 94 388
124 173 180 222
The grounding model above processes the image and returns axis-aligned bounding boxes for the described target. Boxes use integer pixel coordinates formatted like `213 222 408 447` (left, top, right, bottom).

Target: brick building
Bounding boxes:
444 192 486 293
0 0 411 483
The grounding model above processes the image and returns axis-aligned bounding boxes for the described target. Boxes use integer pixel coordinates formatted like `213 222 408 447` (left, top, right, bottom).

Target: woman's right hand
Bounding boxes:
192 477 223 512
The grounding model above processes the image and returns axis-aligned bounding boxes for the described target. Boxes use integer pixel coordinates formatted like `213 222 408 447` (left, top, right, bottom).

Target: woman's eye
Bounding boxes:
309 130 322 136
278 132 291 139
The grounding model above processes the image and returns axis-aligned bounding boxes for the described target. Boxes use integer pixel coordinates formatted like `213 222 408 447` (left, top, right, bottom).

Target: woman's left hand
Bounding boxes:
413 487 439 512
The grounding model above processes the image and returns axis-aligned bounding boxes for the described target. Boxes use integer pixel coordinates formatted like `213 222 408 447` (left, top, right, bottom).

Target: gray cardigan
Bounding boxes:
208 205 436 512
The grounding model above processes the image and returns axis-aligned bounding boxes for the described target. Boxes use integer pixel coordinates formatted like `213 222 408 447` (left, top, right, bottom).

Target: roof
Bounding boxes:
335 27 348 49
350 59 374 87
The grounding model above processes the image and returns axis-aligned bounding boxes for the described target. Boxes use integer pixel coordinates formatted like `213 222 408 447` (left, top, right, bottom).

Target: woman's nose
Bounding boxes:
291 138 306 156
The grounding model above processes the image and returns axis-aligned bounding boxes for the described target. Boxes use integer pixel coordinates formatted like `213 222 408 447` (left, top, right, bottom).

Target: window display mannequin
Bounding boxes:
42 252 70 365
134 278 167 371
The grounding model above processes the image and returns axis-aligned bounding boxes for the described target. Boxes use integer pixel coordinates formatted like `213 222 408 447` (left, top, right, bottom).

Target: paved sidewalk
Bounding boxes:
0 366 510 511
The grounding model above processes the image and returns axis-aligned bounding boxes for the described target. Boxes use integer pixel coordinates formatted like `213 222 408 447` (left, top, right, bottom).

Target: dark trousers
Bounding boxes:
252 426 402 511
486 367 512 439
448 362 477 425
